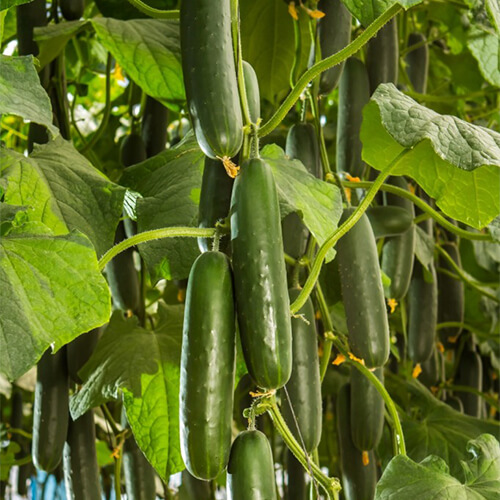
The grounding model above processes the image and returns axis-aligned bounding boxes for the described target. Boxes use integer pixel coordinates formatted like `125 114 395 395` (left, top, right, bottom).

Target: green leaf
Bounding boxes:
1 137 125 257
486 0 500 33
70 305 184 480
261 144 343 262
341 0 422 27
362 83 500 229
121 134 204 282
0 0 32 12
0 231 110 381
0 55 58 137
91 18 184 111
376 434 500 500
467 26 500 87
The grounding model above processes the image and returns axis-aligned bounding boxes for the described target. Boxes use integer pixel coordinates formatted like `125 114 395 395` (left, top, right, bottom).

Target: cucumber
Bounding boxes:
180 469 214 500
419 347 443 389
381 176 415 300
141 96 168 157
230 158 292 389
32 349 69 472
366 18 399 93
336 208 390 368
286 449 307 500
198 157 234 253
227 430 277 500
242 61 260 124
180 0 243 159
285 123 321 178
180 251 236 479
67 328 100 384
336 57 370 178
280 289 322 453
405 33 429 94
316 0 352 95
336 384 377 500
16 0 47 57
63 410 102 500
233 373 256 431
455 347 483 418
350 367 384 452
120 133 148 167
366 206 412 238
445 395 464 413
60 0 85 20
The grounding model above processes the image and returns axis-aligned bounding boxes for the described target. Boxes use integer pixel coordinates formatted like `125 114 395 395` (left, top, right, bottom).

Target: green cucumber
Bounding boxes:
280 288 322 453
180 251 236 479
120 133 148 167
198 157 234 253
60 0 85 21
141 96 168 157
455 347 483 418
67 328 100 384
366 206 412 239
32 349 69 472
16 0 46 57
286 449 307 500
336 57 370 178
242 61 260 123
336 384 377 500
227 430 277 500
366 18 399 93
180 0 243 159
180 470 214 500
350 367 384 452
316 0 352 95
336 208 390 368
381 176 415 300
405 33 429 94
419 347 443 389
285 123 321 178
63 410 102 500
231 158 292 389
233 373 256 431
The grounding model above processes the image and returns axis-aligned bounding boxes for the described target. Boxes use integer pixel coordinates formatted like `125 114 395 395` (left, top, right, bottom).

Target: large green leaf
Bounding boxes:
0 231 110 380
0 138 125 257
91 18 184 111
70 306 184 480
362 83 500 229
0 55 58 137
467 26 500 87
341 0 422 27
376 434 500 499
0 0 32 12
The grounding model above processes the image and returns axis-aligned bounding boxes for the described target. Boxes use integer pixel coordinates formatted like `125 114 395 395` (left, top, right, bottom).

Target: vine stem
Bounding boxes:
126 0 179 18
445 384 500 410
98 227 216 271
258 4 402 137
436 321 498 341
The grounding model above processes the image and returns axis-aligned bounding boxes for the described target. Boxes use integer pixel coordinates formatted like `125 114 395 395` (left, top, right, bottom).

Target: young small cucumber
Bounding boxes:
242 61 260 124
60 0 85 20
455 347 483 418
336 208 390 368
366 206 413 239
141 96 168 157
405 33 429 94
227 430 277 500
180 0 243 159
180 251 236 479
231 158 292 389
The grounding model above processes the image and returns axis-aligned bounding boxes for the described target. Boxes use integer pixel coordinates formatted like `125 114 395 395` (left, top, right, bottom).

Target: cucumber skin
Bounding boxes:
281 289 322 453
406 33 429 94
381 176 415 300
180 470 214 500
286 449 307 500
67 328 100 384
419 347 443 388
350 367 384 452
32 349 69 472
141 96 168 157
242 61 260 123
285 123 321 178
180 0 243 159
336 58 370 178
16 0 46 56
120 133 148 167
60 0 85 20
337 384 377 500
63 411 102 500
227 430 277 500
180 251 236 480
317 0 352 95
336 208 390 368
366 206 413 239
231 158 292 389
455 349 483 418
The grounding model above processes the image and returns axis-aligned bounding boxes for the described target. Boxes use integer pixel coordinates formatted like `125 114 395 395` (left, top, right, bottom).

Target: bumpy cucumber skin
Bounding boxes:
336 57 370 178
63 411 102 500
227 430 277 500
32 349 69 472
281 289 322 453
180 0 243 159
381 176 415 300
242 61 260 124
231 158 292 389
285 123 321 178
141 96 168 157
350 367 384 452
67 327 100 384
366 18 399 93
180 251 236 480
366 206 413 239
198 157 234 253
405 33 429 94
337 384 377 500
336 208 390 368
455 349 483 418
317 0 352 95
60 0 85 20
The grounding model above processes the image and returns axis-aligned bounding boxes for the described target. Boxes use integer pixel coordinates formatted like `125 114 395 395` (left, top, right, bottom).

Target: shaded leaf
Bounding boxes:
0 0 32 12
467 26 500 87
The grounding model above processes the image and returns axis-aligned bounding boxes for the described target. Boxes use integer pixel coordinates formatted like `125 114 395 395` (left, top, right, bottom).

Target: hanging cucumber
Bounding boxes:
419 347 444 389
336 208 390 368
366 206 412 239
280 289 322 453
242 60 260 123
286 449 307 500
63 410 102 500
231 158 292 389
455 346 483 418
16 0 46 57
32 349 69 472
316 0 352 95
180 469 214 500
336 57 370 179
227 430 277 500
336 384 377 500
405 33 429 94
350 367 384 452
180 251 236 479
381 176 415 301
60 0 85 20
141 96 168 157
119 132 148 167
67 328 100 384
180 0 243 159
